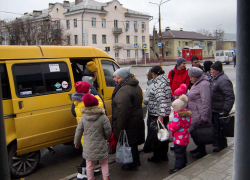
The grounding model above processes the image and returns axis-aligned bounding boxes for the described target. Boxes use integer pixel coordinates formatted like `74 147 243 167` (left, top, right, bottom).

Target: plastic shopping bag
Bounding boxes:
115 130 133 164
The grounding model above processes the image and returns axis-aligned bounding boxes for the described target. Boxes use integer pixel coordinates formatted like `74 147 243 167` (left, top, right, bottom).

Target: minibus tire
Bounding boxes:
8 144 40 178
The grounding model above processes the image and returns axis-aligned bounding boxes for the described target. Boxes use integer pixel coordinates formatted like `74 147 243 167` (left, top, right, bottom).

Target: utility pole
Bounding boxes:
153 25 156 61
150 0 171 65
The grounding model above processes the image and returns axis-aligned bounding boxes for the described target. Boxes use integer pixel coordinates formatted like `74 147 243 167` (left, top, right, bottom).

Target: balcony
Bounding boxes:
113 43 123 49
52 29 62 36
112 27 123 34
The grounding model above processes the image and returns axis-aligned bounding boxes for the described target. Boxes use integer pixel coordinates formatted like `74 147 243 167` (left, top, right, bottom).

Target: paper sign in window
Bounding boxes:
49 64 60 72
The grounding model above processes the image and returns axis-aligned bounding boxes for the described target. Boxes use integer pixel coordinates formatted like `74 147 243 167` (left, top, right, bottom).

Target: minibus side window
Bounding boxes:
101 61 119 87
13 62 71 97
0 64 11 99
216 52 219 56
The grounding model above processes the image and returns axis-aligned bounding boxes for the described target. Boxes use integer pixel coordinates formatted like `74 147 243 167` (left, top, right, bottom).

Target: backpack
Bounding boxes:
171 69 175 79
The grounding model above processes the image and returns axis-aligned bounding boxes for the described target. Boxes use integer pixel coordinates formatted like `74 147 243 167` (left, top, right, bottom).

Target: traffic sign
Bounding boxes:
142 43 147 49
133 42 138 49
158 42 162 48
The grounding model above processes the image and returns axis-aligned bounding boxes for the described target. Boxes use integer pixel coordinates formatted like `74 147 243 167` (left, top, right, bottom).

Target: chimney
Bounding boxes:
33 10 42 17
63 1 70 6
75 0 83 5
165 27 170 31
180 28 183 31
24 12 28 15
49 3 55 9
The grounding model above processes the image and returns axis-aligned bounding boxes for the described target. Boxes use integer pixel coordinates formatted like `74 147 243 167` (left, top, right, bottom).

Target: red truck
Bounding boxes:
182 48 202 61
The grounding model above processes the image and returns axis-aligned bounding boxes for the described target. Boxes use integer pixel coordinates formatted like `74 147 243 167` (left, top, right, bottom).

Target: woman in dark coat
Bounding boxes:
113 67 145 171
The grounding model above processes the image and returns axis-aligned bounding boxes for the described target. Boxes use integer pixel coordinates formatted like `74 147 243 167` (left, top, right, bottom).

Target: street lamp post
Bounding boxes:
150 0 171 65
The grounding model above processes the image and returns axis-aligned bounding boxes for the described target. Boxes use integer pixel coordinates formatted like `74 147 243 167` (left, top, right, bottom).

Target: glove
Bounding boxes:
219 111 229 117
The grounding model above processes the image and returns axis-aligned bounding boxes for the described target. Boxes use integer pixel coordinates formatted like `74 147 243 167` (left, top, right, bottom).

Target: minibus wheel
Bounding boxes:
8 144 40 178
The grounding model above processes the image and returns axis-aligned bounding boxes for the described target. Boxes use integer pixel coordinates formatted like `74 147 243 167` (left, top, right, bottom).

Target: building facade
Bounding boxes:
221 33 236 50
150 28 217 61
1 0 152 62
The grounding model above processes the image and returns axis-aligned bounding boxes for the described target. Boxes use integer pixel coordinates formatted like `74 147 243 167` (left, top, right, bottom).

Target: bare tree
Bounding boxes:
214 28 225 50
197 29 211 36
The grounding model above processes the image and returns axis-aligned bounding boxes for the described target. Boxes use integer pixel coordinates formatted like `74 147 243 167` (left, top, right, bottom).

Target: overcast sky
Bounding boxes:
0 0 237 34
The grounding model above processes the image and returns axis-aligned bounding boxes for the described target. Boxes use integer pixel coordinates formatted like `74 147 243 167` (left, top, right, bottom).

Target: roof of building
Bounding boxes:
223 33 236 42
151 29 217 40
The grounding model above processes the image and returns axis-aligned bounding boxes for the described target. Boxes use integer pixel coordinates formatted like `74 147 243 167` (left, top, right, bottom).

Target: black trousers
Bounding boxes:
174 144 187 169
212 112 228 148
147 115 169 158
129 144 140 167
191 132 206 154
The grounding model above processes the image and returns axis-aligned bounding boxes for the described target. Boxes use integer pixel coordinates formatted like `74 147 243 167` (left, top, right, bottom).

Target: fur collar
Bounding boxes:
81 106 105 115
71 92 85 102
178 110 192 117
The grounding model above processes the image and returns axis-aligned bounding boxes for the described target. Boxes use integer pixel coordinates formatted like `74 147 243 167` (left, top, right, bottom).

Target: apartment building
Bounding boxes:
150 27 217 60
221 33 236 50
1 0 152 62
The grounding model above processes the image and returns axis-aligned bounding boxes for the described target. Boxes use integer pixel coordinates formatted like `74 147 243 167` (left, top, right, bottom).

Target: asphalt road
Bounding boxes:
22 63 236 180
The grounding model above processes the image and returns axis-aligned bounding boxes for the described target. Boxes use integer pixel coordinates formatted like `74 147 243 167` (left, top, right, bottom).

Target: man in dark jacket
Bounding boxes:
210 61 235 152
168 58 190 95
113 67 145 171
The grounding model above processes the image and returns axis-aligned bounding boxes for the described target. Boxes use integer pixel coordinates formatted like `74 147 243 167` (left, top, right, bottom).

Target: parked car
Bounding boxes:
215 50 234 64
0 46 147 178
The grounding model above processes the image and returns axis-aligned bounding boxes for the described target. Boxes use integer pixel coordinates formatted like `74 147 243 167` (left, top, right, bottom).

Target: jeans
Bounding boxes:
212 112 228 148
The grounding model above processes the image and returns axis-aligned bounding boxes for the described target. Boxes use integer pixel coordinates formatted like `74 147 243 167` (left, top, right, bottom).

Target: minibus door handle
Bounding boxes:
18 101 23 109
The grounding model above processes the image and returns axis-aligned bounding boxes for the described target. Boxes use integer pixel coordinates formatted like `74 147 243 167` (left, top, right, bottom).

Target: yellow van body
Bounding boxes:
0 46 147 178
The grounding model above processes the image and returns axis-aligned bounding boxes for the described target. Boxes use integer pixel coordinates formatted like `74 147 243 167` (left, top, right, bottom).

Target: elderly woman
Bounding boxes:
188 67 212 158
113 67 145 171
145 65 172 163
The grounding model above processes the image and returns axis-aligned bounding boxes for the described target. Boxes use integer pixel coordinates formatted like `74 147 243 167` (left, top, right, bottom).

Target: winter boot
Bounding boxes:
77 165 87 180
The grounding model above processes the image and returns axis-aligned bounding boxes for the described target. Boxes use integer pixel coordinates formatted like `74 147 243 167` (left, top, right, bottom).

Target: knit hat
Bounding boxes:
113 67 131 79
177 58 186 67
203 61 213 72
211 61 223 72
82 94 99 107
172 94 188 112
174 84 187 97
87 62 98 72
74 81 90 93
82 76 94 86
188 67 204 78
151 65 165 75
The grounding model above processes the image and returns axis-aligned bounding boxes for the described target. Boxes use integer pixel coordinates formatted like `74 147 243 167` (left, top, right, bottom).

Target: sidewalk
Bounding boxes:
164 144 234 180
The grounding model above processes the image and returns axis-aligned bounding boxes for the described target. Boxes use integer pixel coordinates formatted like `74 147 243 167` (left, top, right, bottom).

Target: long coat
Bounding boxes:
113 74 145 146
210 71 235 114
188 73 212 131
74 106 111 161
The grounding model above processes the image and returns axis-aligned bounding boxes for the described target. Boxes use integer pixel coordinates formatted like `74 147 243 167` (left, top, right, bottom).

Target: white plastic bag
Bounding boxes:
157 119 170 141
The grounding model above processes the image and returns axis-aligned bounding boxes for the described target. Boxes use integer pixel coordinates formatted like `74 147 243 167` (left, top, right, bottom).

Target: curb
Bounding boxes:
163 142 234 180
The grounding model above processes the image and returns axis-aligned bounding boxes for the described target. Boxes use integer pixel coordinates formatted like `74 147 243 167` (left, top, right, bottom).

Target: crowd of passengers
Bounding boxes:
71 56 235 180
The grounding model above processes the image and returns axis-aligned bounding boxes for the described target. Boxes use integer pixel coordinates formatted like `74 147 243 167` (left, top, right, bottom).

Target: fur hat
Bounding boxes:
87 61 98 72
74 81 90 93
174 84 187 97
172 94 188 112
82 94 99 107
113 67 131 79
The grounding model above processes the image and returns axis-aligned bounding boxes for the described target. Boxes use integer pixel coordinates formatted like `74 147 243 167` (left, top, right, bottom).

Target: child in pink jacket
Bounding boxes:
167 94 192 174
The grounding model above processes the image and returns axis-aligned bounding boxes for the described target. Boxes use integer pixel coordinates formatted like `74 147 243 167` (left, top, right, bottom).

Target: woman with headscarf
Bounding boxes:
203 61 213 82
188 67 212 158
113 67 145 171
145 65 172 163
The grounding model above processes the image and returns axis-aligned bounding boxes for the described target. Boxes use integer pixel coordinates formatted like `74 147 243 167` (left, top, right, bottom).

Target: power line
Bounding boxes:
0 11 23 16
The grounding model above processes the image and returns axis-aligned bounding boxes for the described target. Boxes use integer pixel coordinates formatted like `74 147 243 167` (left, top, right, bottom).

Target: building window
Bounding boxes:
102 19 106 28
67 36 70 45
74 19 77 27
134 21 137 30
74 35 78 44
102 35 106 44
114 20 118 28
127 50 130 57
166 52 169 56
126 36 130 44
115 35 118 43
142 22 145 30
142 36 145 43
92 34 97 44
66 20 70 29
165 42 168 46
126 21 129 29
135 50 138 57
92 18 96 27
185 42 188 46
115 50 119 58
134 36 138 43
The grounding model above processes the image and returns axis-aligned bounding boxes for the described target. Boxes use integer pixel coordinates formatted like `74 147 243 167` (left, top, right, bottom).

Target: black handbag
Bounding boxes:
219 115 235 137
191 124 217 145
